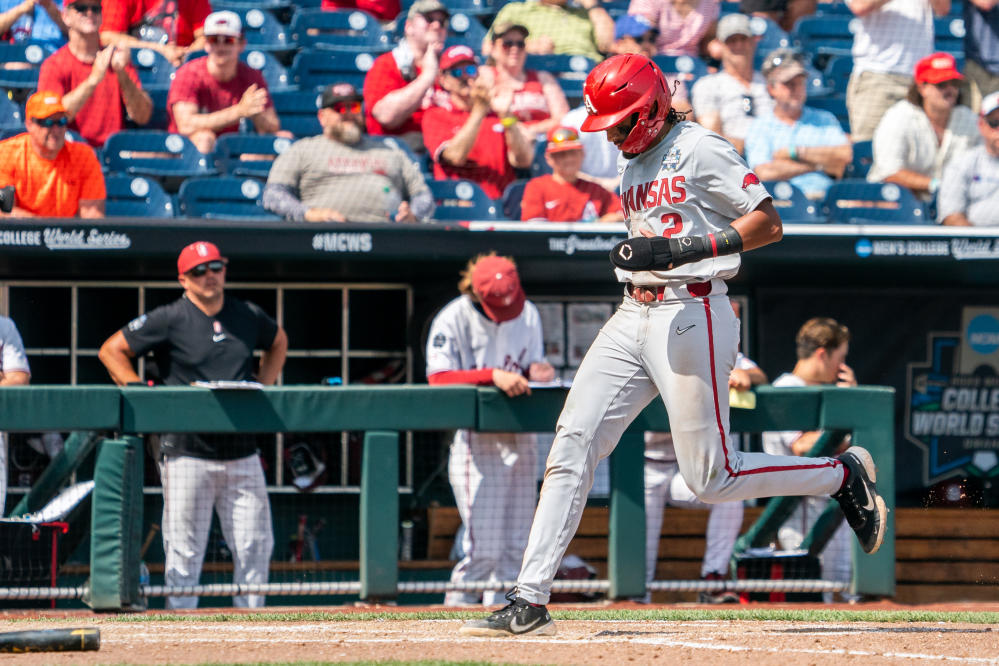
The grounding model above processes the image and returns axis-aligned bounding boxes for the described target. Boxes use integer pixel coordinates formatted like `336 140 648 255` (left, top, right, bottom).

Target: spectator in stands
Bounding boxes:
0 314 30 517
937 91 999 226
0 91 105 218
485 0 614 62
745 48 851 199
629 0 719 57
363 0 448 153
321 0 399 23
963 0 999 112
98 241 287 609
690 13 772 155
739 0 814 33
521 126 622 222
423 45 533 200
762 317 857 604
478 22 569 141
167 11 289 155
38 0 151 148
845 0 948 143
100 0 210 67
868 52 979 200
0 0 66 49
262 83 434 223
426 252 555 606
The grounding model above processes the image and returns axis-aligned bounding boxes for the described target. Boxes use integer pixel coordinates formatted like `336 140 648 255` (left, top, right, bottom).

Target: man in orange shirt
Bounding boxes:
0 91 106 218
520 126 623 222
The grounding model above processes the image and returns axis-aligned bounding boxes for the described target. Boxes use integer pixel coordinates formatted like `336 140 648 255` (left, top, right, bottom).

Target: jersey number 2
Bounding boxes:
660 213 683 238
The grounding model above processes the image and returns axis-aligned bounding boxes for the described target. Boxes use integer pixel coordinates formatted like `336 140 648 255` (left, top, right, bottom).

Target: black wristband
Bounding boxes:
710 226 744 257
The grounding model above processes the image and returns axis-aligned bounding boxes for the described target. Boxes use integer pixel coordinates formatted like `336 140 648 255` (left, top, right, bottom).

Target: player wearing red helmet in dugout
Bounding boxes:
460 54 888 637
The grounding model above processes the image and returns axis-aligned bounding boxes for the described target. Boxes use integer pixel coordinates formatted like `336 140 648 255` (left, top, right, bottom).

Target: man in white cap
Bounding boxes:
691 13 773 155
745 48 852 200
167 10 288 154
938 91 999 226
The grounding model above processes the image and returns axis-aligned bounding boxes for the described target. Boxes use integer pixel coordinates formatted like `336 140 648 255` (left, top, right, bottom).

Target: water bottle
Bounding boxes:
400 520 414 561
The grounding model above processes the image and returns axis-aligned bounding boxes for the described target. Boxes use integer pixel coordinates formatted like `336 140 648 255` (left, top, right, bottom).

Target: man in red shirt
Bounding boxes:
100 0 210 66
521 126 623 221
321 0 399 23
363 0 449 152
38 0 151 148
422 45 533 199
167 10 288 154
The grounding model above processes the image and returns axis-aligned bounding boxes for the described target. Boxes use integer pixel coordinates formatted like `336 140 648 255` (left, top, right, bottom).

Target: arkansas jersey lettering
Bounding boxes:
621 176 686 218
741 173 760 189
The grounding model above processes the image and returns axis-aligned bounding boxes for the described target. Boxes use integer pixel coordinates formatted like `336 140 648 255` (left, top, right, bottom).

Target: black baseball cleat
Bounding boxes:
832 446 888 554
459 590 556 637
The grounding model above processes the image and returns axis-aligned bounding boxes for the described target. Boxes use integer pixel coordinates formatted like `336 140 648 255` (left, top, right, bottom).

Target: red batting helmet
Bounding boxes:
579 54 671 154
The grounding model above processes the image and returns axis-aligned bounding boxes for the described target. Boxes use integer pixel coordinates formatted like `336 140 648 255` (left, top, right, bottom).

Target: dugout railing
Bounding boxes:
0 384 895 610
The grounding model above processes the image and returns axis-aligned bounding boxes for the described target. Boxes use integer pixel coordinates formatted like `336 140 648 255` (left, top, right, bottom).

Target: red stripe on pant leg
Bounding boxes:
702 298 842 479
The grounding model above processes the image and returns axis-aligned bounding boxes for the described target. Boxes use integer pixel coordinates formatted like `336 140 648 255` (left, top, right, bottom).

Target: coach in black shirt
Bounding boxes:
99 241 288 609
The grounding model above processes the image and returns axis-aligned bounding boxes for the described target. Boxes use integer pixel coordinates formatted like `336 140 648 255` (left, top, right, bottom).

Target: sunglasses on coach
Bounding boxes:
447 64 478 79
187 260 226 277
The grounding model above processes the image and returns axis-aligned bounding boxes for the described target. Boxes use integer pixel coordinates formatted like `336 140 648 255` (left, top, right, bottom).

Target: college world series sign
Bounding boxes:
906 307 999 485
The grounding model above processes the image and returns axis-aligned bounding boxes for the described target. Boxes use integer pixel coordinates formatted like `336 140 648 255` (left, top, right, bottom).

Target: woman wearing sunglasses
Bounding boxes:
478 22 569 141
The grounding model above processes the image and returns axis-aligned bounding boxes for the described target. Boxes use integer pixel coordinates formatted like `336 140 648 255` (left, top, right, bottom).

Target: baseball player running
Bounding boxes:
461 54 886 637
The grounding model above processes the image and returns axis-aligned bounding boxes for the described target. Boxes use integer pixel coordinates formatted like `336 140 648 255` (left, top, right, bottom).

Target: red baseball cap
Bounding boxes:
546 126 583 153
914 52 963 84
177 241 227 275
439 45 478 71
471 255 525 323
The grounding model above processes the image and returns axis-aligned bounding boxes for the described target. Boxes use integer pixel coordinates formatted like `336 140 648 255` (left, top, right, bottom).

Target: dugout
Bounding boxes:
1 218 997 605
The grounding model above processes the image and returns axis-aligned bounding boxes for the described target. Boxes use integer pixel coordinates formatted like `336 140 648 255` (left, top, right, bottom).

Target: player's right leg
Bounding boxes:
159 454 217 610
831 446 888 555
460 302 659 636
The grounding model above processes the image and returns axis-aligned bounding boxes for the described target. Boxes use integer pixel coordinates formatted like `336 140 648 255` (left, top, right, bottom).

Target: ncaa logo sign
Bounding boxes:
966 314 999 355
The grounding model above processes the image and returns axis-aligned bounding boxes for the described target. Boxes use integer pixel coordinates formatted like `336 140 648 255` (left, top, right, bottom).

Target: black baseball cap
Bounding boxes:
320 82 362 108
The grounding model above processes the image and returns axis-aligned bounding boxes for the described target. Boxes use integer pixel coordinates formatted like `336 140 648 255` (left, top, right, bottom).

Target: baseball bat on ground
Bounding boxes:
0 628 100 653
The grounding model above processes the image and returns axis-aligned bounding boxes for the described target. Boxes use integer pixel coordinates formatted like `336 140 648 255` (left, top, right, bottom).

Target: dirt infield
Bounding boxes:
2 604 998 665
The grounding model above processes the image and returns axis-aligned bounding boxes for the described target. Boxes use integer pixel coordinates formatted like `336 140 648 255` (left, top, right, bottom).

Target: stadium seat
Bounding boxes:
807 96 849 133
652 54 709 91
143 89 170 130
178 176 281 220
289 8 391 52
763 180 822 223
843 139 873 179
525 54 595 102
821 54 853 97
214 133 294 178
444 12 487 50
430 0 498 17
790 15 855 65
500 178 528 221
822 179 930 224
529 139 552 179
377 135 431 175
292 48 375 91
0 42 56 92
750 15 791 56
131 47 175 91
427 179 502 221
103 174 175 218
271 89 322 138
0 95 24 131
813 0 852 14
103 130 216 189
934 17 965 61
233 8 296 55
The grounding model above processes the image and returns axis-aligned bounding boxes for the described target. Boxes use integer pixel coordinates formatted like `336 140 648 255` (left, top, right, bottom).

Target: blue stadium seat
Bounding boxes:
500 178 528 221
131 47 175 91
444 12 487 49
0 95 24 131
292 48 375 91
144 89 170 130
525 54 595 103
213 0 295 13
763 180 822 223
439 0 500 16
791 15 855 65
214 133 294 178
0 41 55 92
103 131 216 187
843 139 873 179
822 180 930 224
104 174 175 218
178 176 281 220
934 17 965 60
234 8 295 55
427 179 502 221
813 1 852 14
289 8 392 52
377 135 432 176
807 96 849 133
653 54 709 92
270 89 322 138
821 54 853 97
529 139 551 179
750 15 791 56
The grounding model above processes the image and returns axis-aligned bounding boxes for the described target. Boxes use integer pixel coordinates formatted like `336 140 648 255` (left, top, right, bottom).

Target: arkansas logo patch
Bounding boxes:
741 172 760 189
